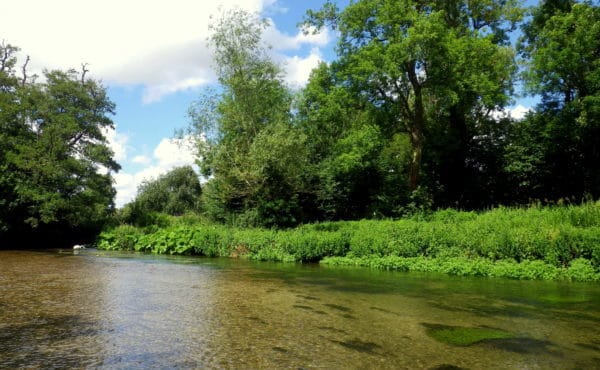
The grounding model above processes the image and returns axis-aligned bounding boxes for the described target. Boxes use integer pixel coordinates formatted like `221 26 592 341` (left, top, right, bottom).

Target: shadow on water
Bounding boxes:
296 294 320 301
329 338 383 355
369 306 402 316
0 315 99 368
422 322 559 356
428 365 468 370
480 337 559 356
575 341 600 351
428 299 600 325
272 346 288 353
323 303 353 312
318 326 349 335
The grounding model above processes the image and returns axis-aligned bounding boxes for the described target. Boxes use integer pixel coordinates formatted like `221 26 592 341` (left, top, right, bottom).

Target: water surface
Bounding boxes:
0 250 598 369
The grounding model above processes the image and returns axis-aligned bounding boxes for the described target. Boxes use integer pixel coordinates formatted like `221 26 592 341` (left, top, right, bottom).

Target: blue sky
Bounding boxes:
3 0 536 207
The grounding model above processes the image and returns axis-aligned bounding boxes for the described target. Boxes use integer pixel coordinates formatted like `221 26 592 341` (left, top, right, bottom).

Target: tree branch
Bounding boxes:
0 41 9 73
21 55 30 86
81 63 89 84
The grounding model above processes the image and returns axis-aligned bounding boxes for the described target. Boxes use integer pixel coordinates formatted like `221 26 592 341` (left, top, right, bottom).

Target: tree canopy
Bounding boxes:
4 1 597 237
304 0 522 192
183 1 598 227
118 166 202 226
189 9 309 227
0 42 119 246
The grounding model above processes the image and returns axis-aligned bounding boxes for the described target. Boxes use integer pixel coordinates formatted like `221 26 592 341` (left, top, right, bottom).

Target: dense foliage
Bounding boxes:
118 166 202 226
3 0 599 262
186 1 599 227
186 9 308 228
0 42 119 247
509 0 600 201
97 202 600 281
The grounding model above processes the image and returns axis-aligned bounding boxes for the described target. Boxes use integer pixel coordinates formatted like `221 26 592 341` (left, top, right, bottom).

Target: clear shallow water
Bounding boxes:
0 250 598 369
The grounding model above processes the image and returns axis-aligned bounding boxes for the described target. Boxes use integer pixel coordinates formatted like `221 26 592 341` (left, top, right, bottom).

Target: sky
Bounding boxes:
2 0 535 207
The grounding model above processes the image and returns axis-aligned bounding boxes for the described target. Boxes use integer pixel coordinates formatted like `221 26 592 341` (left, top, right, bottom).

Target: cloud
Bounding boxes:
142 77 209 104
154 136 197 167
508 105 532 120
132 155 150 165
264 24 331 51
112 136 198 207
283 48 324 88
102 126 128 162
491 104 532 121
2 0 332 102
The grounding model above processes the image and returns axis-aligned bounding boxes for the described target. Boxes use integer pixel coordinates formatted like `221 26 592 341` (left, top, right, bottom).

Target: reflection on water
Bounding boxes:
1 250 599 369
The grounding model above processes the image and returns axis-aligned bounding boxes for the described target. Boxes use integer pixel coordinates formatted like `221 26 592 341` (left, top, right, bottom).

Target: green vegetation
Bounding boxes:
0 42 119 247
2 1 599 254
117 166 202 227
97 203 600 281
177 1 600 228
423 324 516 346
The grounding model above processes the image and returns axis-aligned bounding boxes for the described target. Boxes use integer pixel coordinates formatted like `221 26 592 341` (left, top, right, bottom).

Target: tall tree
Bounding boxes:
305 0 522 194
513 0 600 199
189 9 307 226
0 42 120 246
297 62 408 219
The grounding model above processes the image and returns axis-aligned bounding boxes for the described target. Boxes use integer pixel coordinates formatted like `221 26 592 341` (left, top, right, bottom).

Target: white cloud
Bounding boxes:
263 23 330 87
2 0 264 100
132 155 150 165
491 104 532 121
142 77 209 104
264 24 331 51
283 48 324 87
112 136 198 207
154 136 197 167
102 126 128 162
2 0 332 102
508 105 532 120
113 172 136 207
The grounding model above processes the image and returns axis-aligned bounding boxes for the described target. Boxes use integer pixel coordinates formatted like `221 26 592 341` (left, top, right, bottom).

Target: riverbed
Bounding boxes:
0 249 598 369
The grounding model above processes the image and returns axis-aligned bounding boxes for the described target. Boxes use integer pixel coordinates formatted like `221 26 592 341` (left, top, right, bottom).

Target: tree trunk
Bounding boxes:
408 127 423 191
407 62 425 191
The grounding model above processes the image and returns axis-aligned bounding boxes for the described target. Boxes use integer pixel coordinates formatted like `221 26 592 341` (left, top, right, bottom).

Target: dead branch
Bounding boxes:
81 63 89 84
21 55 30 86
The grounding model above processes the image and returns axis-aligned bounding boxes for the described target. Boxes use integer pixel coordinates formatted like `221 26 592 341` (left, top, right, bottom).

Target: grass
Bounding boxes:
96 202 600 281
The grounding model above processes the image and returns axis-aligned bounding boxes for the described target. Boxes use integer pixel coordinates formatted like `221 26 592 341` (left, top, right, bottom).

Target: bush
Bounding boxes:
97 202 600 280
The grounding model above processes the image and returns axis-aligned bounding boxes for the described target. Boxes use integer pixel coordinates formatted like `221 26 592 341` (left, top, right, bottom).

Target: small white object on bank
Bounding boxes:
73 244 85 250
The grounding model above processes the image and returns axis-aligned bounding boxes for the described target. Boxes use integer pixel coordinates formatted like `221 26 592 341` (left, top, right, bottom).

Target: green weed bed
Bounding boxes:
97 203 600 281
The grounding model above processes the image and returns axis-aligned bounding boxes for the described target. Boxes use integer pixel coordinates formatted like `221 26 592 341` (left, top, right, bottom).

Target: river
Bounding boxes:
0 249 598 369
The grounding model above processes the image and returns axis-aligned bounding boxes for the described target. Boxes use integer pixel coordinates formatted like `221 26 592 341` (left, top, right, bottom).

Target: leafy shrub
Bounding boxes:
96 225 143 251
566 258 598 282
97 202 600 280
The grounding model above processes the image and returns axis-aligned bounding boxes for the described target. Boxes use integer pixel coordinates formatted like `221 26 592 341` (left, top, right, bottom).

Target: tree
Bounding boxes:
136 166 202 215
189 9 308 226
304 0 522 196
296 62 409 219
0 42 119 246
512 0 600 200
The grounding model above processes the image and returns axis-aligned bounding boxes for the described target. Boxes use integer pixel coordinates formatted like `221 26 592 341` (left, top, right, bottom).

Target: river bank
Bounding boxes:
96 202 600 281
